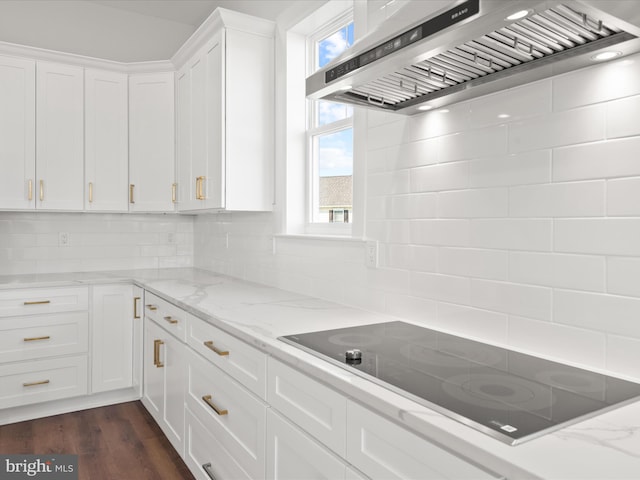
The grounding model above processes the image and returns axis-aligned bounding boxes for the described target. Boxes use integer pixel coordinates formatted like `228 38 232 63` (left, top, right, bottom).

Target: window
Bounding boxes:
307 18 354 228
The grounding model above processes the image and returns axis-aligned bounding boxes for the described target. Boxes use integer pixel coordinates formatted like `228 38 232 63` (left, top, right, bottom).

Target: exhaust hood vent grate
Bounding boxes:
335 4 635 110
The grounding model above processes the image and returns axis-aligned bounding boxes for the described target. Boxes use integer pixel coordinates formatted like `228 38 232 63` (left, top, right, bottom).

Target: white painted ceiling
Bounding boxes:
0 0 297 63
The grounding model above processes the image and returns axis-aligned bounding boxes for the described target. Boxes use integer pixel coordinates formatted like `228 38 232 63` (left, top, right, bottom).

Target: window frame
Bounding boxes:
305 11 355 235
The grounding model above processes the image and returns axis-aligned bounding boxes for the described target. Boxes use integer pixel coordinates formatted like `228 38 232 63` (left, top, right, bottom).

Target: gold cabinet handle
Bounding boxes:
133 296 141 319
164 315 178 325
196 176 206 200
24 300 51 306
204 340 229 357
172 183 177 203
28 179 33 201
153 339 164 368
146 304 158 311
24 336 51 342
39 180 44 201
89 182 94 203
129 184 135 204
23 379 50 387
202 395 228 416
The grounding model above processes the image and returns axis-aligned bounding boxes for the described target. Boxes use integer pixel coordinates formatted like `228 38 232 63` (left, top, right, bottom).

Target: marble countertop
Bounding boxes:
3 268 640 479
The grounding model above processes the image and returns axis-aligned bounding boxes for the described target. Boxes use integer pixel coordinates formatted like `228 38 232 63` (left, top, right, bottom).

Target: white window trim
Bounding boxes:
305 10 354 235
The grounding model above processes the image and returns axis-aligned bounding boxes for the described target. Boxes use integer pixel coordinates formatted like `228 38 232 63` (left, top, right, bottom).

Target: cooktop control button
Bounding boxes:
345 348 362 364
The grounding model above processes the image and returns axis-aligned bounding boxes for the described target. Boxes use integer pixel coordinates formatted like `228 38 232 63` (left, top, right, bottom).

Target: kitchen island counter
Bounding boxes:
2 267 639 479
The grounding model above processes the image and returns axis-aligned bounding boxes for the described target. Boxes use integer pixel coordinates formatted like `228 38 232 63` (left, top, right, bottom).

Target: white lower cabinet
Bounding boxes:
346 401 503 480
185 406 252 480
185 346 266 480
266 409 355 480
91 284 134 393
143 316 186 457
0 355 88 409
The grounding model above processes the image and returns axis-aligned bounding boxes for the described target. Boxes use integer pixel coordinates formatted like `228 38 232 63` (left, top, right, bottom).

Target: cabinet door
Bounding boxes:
132 287 144 397
0 55 35 210
36 61 84 211
91 284 133 393
176 65 196 210
85 69 128 211
266 409 347 480
129 72 175 212
204 32 225 210
143 318 165 420
143 317 185 457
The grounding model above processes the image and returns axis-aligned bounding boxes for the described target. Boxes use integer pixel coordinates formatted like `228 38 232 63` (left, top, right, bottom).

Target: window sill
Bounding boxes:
274 233 366 243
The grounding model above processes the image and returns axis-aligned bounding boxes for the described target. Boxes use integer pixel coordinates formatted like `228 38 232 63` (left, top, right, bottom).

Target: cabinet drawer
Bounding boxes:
266 409 350 480
346 402 503 480
0 355 88 409
186 347 266 480
144 292 187 342
267 357 347 457
184 407 252 480
187 315 266 398
0 287 88 318
0 311 88 363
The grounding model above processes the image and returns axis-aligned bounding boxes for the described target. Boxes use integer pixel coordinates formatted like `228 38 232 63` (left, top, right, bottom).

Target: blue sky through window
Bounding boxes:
318 129 353 177
317 22 354 69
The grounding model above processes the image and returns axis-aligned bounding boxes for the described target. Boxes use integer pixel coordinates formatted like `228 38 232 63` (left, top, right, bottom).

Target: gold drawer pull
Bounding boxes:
129 184 135 204
204 340 229 357
164 316 178 325
28 179 33 201
23 300 51 306
172 183 177 203
202 395 228 416
146 304 158 311
153 339 165 368
40 180 44 201
24 336 51 342
134 297 141 319
23 379 50 387
89 182 94 203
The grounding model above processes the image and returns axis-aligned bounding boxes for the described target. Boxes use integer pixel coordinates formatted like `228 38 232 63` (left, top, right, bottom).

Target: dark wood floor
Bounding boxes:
0 401 194 480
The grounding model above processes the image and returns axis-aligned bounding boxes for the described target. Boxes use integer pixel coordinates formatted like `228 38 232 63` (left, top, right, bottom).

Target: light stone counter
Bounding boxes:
2 268 640 479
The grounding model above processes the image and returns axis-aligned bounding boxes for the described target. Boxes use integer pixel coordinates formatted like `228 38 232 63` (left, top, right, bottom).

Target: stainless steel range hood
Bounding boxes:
306 0 640 115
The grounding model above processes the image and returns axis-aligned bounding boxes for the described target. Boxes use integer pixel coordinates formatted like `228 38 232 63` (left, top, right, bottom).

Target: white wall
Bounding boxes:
195 51 640 382
0 212 193 274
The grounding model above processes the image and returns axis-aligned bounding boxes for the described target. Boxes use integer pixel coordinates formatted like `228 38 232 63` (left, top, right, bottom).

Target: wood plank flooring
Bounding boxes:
0 401 195 480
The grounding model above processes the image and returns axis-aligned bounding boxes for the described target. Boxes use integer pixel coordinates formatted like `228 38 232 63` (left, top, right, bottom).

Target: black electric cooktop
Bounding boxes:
279 321 640 445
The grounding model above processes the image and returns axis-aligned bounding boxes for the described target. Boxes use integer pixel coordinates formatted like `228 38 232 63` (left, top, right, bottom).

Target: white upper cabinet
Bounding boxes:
36 61 84 211
129 72 176 212
176 12 274 212
0 55 35 210
84 69 128 211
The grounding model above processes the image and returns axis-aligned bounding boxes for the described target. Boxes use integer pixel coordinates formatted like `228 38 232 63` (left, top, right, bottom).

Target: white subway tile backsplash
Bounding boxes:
408 102 470 141
438 125 507 163
471 279 552 321
385 293 438 322
438 188 508 218
607 257 640 298
555 219 640 255
410 219 470 247
509 252 605 292
387 194 437 220
368 170 411 195
509 105 606 153
469 80 552 128
607 177 640 216
409 245 438 272
410 161 469 192
607 95 640 139
553 137 640 182
508 316 606 368
553 54 640 110
509 181 605 217
469 150 551 188
470 219 552 251
367 117 409 151
436 303 508 344
606 335 640 381
439 247 508 280
554 290 640 338
410 272 470 305
395 138 440 169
